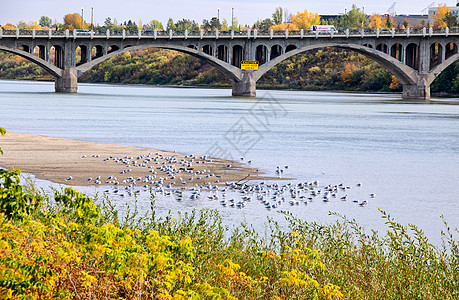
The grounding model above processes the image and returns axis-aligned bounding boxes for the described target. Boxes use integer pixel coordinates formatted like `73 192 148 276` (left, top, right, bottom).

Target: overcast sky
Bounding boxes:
1 0 453 26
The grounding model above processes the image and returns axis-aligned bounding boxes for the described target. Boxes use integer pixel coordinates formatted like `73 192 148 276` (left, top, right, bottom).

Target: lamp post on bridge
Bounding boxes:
231 6 234 30
91 6 94 31
362 6 365 30
344 7 347 30
81 7 84 29
217 8 220 22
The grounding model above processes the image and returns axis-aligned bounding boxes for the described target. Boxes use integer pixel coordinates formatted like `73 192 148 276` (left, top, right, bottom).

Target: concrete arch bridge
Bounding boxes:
0 28 458 99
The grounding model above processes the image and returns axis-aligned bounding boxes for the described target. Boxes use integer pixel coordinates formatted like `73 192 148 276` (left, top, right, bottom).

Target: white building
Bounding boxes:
428 1 459 25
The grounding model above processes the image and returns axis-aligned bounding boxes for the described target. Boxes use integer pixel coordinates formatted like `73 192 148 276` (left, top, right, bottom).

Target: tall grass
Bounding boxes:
1 168 458 299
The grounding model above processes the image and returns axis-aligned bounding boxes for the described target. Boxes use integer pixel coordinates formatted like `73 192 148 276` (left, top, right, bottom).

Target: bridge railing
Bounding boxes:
1 28 458 39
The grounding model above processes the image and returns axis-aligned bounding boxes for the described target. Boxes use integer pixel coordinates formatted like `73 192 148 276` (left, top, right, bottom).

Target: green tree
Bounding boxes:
175 19 199 31
17 21 28 30
403 19 408 28
253 18 273 31
272 7 283 24
166 18 175 31
104 17 113 30
444 12 457 28
230 17 239 30
336 5 367 29
202 17 221 31
123 20 138 31
221 18 229 30
144 19 164 31
39 16 52 28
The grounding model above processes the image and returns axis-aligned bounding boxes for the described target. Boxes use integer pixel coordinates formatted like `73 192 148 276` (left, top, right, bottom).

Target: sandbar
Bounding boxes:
0 132 278 188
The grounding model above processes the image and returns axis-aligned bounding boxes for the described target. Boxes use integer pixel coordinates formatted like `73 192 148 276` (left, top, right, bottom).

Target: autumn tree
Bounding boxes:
292 10 321 30
269 23 299 31
144 19 164 31
221 19 229 30
272 7 283 24
230 17 239 30
39 16 52 28
2 23 16 30
369 14 383 29
434 4 450 28
17 21 29 30
63 13 84 30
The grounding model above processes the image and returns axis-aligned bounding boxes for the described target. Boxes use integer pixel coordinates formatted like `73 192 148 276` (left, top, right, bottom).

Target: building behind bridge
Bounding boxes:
428 1 459 25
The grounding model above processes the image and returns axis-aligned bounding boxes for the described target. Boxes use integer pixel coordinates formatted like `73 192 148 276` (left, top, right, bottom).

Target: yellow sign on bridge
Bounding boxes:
241 60 259 70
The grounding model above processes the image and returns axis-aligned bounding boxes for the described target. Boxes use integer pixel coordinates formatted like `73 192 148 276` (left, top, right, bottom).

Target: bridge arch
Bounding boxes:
286 45 297 52
0 45 63 77
376 43 388 54
202 45 213 56
428 53 459 85
253 43 419 86
430 42 443 69
33 45 46 60
216 45 229 62
91 45 104 59
445 42 457 60
255 45 268 65
270 45 282 60
76 43 242 82
391 43 403 62
231 45 244 67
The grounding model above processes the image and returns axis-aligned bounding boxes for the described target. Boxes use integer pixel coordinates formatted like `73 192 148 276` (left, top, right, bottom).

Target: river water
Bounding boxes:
1 80 459 244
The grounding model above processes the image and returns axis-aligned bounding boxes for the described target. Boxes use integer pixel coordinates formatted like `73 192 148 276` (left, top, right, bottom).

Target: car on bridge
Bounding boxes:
76 29 91 34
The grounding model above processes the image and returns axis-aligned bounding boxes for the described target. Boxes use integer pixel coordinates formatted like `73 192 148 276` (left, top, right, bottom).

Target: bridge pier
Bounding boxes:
55 68 78 93
232 71 256 97
402 76 430 100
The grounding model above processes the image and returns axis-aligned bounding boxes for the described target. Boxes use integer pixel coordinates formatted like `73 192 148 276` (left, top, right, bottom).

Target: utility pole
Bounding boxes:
232 6 234 30
344 7 348 29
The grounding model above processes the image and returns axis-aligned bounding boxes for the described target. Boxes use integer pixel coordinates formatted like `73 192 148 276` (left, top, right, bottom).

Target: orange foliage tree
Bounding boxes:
29 21 42 30
63 13 84 30
434 4 450 28
341 62 357 83
369 14 383 29
292 10 321 30
269 23 299 31
2 23 16 30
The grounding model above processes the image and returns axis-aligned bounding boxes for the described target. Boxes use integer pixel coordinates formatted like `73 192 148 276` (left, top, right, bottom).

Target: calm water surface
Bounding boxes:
1 80 459 244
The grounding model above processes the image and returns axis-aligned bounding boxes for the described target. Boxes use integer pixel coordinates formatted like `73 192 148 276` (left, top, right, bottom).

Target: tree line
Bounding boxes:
1 3 457 32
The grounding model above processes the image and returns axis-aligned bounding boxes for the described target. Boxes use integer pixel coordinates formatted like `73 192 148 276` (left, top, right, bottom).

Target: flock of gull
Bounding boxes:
66 152 374 210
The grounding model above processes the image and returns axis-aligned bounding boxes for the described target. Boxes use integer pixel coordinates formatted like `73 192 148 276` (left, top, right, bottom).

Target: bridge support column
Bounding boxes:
55 67 78 93
402 75 430 100
232 71 256 97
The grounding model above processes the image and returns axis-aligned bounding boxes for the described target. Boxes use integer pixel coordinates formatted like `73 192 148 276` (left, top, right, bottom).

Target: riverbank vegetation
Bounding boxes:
1 164 459 299
2 48 459 95
1 5 459 95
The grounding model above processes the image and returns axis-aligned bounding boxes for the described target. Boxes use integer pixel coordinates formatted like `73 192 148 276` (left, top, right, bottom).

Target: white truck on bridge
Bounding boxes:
310 25 338 33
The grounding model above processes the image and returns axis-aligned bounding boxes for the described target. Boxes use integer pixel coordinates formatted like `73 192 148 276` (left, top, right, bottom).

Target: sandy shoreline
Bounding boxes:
0 132 279 188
